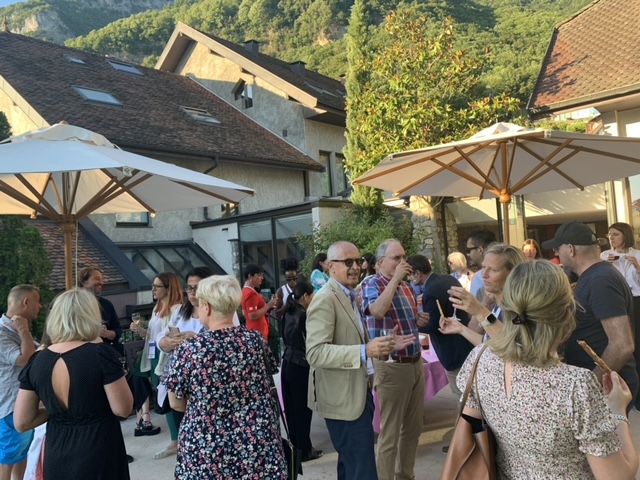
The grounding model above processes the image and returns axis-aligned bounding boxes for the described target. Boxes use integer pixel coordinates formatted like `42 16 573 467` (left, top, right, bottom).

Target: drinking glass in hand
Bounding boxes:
380 329 396 363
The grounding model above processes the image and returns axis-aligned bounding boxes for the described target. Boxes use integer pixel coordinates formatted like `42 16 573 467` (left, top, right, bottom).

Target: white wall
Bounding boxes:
192 223 239 276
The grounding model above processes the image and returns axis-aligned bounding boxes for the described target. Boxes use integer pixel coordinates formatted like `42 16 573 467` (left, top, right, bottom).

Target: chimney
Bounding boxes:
290 61 306 77
244 40 260 55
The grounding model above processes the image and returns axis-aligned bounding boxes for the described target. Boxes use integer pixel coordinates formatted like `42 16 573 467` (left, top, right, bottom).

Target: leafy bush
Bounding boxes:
0 216 54 340
295 206 421 276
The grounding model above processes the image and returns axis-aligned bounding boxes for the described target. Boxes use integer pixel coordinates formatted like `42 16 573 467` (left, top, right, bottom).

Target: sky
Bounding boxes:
0 0 26 7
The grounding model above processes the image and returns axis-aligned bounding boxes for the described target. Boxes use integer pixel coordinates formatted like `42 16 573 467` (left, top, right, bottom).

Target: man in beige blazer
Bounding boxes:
307 241 405 480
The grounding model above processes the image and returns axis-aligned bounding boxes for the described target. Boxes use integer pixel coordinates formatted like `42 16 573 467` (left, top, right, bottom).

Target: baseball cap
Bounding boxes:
541 221 597 250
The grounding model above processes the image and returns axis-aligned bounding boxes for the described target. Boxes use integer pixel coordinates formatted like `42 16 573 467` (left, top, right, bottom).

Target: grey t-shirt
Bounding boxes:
0 314 24 418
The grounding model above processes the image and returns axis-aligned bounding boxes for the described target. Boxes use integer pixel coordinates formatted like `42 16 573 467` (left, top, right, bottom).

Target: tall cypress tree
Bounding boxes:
343 0 383 213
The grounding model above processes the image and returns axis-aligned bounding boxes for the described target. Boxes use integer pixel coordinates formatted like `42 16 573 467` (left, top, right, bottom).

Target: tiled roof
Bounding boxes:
0 32 323 172
158 23 346 115
30 219 126 291
528 0 640 117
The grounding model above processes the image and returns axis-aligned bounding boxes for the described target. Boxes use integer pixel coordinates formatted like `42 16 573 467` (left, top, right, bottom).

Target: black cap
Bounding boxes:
542 221 597 250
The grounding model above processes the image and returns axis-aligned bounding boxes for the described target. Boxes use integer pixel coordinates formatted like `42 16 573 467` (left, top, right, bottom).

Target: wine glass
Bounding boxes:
451 306 460 321
380 328 396 363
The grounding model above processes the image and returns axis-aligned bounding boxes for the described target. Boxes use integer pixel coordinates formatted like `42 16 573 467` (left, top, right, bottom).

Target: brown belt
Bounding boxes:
391 354 422 364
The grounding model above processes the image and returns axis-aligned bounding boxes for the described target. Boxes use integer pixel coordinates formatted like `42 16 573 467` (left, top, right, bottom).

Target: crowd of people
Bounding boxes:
1 220 640 479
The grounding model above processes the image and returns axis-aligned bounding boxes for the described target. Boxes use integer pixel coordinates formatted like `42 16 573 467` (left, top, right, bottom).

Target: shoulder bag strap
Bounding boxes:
262 344 292 440
458 344 489 413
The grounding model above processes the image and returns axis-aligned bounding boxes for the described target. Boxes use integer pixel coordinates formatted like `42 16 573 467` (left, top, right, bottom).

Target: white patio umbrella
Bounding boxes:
353 122 640 242
0 123 255 288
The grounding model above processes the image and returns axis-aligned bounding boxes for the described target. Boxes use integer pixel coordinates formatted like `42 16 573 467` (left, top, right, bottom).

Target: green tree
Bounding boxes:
343 0 382 212
344 9 521 210
0 216 54 339
296 207 420 276
0 111 11 140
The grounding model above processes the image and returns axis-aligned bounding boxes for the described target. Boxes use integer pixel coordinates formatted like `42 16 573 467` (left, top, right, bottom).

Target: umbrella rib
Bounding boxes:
510 140 582 192
75 170 151 218
0 177 59 220
532 137 640 164
396 150 501 197
174 180 244 204
66 171 82 217
14 173 60 217
354 142 493 184
505 139 517 192
479 147 502 199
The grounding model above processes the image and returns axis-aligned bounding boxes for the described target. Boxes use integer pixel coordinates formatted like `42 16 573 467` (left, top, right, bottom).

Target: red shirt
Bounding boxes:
241 287 269 341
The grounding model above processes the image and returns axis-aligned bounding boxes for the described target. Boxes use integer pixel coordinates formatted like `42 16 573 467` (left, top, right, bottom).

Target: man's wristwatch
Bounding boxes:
481 313 497 329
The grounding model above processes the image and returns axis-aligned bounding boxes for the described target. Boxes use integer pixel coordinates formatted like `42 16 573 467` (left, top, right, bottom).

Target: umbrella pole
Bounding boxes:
502 201 510 244
61 222 75 290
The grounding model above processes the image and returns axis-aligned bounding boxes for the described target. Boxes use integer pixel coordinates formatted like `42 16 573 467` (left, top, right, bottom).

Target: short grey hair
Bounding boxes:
7 285 40 308
375 239 401 260
196 276 242 317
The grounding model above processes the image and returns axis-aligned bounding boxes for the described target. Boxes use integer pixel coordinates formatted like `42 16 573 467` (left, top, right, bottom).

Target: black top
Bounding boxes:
282 302 309 367
565 261 634 370
97 296 123 356
19 343 130 480
421 273 474 371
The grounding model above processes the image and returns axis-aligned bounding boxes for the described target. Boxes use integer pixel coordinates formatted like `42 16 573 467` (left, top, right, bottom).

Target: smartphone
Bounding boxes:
613 255 620 260
168 326 180 334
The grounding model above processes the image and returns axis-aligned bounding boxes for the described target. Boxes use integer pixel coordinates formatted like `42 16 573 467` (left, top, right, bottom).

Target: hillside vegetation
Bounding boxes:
4 0 592 102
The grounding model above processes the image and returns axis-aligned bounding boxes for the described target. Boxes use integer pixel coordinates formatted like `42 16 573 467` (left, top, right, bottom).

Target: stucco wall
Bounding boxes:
0 88 42 135
90 157 306 243
192 223 239 276
174 41 347 197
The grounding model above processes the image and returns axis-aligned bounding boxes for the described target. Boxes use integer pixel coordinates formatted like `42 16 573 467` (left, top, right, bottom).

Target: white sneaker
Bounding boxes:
154 445 178 459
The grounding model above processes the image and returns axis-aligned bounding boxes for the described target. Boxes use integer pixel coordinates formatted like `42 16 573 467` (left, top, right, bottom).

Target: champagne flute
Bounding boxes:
380 328 396 363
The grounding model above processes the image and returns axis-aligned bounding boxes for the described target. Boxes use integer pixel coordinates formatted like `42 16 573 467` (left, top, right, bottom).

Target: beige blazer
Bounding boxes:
306 278 369 421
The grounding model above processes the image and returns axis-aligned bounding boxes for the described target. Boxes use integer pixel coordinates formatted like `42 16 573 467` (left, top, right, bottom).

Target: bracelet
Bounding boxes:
614 414 630 425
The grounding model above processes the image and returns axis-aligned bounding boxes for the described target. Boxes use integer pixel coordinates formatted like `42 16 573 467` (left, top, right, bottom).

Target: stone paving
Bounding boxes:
124 378 640 480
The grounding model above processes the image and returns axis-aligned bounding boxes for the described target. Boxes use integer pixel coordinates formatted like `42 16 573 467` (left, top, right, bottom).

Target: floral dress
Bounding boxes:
164 326 287 480
457 346 620 480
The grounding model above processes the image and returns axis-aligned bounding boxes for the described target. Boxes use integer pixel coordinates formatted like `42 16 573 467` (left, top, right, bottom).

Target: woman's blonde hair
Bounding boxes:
154 272 183 319
46 288 101 343
489 260 576 367
196 275 242 318
447 252 467 270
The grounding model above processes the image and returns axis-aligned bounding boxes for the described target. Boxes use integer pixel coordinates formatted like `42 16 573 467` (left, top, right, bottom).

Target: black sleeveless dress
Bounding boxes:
19 343 130 480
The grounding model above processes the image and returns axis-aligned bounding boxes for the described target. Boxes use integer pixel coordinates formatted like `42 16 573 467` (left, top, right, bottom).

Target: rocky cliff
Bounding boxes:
1 0 173 44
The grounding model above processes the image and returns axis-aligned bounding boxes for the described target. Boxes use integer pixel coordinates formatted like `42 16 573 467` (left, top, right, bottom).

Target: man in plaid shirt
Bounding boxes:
361 239 430 480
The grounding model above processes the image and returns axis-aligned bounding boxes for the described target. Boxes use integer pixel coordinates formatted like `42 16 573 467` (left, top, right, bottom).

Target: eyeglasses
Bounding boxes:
330 258 364 268
285 276 298 282
185 285 198 293
152 284 167 290
465 246 479 254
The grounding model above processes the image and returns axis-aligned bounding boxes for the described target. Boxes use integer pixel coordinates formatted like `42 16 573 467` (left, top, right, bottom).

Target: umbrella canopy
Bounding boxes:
353 122 640 241
0 123 255 288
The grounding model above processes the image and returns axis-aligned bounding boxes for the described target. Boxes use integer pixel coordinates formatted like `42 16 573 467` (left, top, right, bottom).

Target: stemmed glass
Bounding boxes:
380 328 396 363
131 312 141 327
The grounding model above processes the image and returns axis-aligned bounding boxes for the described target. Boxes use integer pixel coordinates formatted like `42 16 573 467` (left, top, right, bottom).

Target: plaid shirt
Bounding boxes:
361 274 420 357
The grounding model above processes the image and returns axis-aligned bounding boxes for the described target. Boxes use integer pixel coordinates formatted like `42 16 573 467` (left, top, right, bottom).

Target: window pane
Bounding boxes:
116 212 149 225
120 244 210 281
319 151 331 197
240 220 275 292
334 153 348 194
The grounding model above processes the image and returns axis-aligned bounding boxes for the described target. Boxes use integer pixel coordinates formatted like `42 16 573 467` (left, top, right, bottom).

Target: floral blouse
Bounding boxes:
457 345 620 480
165 326 287 479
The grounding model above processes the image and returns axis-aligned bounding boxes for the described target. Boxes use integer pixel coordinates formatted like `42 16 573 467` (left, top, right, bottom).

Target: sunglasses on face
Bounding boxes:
330 258 364 268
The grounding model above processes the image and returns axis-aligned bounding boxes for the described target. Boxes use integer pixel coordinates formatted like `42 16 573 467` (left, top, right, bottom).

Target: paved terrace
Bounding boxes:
124 374 640 480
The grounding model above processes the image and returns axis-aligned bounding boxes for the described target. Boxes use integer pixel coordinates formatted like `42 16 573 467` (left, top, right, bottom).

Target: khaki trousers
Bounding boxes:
373 358 425 480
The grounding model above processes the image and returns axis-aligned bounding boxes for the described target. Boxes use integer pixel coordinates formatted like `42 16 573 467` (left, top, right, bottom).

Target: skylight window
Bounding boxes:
107 60 143 76
73 86 122 106
304 82 340 98
63 54 86 65
180 106 221 125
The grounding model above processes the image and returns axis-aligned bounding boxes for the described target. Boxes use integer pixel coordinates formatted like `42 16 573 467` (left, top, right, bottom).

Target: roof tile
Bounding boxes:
0 32 323 172
529 0 640 114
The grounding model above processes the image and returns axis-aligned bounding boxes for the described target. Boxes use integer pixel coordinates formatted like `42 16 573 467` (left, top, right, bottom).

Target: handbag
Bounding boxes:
440 345 497 480
262 346 302 480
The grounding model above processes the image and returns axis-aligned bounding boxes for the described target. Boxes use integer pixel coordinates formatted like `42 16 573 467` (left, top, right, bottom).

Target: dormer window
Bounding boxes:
180 106 221 125
73 86 122 106
107 60 143 76
233 80 253 109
